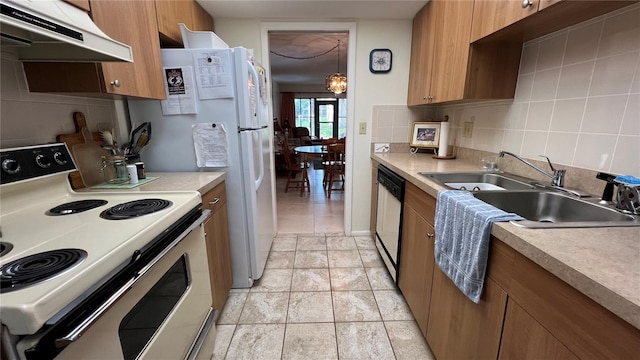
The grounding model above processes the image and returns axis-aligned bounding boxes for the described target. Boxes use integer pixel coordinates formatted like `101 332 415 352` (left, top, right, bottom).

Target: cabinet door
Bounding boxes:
155 0 194 45
191 1 214 31
156 0 214 46
470 0 539 42
204 204 233 311
202 183 233 312
398 204 435 337
407 2 437 106
426 268 507 360
500 300 579 360
429 0 474 103
89 0 165 98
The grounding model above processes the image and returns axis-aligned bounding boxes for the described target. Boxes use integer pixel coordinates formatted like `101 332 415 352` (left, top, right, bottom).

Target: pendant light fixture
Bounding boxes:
326 39 347 95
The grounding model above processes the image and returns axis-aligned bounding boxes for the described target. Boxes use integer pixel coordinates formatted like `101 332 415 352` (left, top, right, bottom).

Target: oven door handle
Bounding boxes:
55 210 211 347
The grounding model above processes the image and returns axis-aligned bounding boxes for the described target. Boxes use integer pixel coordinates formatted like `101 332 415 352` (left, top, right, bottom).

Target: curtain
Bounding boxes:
280 92 295 130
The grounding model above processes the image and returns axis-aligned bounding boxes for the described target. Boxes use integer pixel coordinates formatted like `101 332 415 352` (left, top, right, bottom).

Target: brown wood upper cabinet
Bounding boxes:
155 0 214 46
470 0 540 43
407 0 521 105
471 0 636 44
24 0 165 99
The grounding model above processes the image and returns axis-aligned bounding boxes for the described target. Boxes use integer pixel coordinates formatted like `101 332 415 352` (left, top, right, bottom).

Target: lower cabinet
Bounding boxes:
398 182 437 336
398 203 435 336
201 183 233 313
500 300 578 360
426 268 507 360
393 179 640 360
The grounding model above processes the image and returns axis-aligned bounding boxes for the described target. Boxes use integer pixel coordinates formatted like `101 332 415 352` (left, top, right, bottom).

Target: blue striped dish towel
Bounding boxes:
434 190 523 303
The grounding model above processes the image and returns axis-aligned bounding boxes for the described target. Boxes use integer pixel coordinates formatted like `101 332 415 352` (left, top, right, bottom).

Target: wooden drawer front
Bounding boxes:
202 183 226 213
510 254 640 359
405 182 436 225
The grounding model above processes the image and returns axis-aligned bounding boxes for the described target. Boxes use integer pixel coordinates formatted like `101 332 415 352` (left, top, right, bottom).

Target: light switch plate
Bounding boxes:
359 122 367 134
374 143 390 153
463 122 474 138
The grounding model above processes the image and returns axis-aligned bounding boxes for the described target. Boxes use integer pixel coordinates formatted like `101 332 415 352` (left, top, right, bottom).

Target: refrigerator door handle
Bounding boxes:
238 125 268 132
255 135 265 189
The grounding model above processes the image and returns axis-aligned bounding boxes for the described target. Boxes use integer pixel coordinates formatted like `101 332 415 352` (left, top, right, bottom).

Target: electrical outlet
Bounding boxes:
374 143 390 153
463 122 474 138
359 122 367 134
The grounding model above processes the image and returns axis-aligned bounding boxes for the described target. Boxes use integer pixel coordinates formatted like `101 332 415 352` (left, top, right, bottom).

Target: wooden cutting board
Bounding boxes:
57 112 108 189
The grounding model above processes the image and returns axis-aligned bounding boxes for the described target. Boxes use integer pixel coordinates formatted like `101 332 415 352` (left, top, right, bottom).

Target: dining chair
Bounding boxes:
321 138 339 187
325 143 345 198
281 137 310 195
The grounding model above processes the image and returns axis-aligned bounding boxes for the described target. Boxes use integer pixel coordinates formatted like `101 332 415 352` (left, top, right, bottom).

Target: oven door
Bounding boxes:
38 214 214 360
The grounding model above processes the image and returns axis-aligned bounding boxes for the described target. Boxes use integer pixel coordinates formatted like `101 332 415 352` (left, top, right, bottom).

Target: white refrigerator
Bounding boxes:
128 46 275 288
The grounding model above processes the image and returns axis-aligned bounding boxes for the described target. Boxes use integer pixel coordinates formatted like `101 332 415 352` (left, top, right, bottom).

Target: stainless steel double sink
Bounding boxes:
420 172 639 228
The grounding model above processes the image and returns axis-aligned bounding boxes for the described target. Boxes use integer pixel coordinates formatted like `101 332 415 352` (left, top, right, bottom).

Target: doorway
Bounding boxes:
261 23 356 235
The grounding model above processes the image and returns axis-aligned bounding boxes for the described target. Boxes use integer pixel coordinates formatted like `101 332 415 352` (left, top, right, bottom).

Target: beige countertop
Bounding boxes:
82 172 226 196
372 152 640 330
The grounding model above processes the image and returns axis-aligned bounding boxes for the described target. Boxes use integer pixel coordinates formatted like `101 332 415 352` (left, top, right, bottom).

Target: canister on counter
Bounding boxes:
135 162 146 179
126 165 138 184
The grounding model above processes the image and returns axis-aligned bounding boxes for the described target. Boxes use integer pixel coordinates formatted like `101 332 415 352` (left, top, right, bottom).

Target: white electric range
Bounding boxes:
0 143 215 360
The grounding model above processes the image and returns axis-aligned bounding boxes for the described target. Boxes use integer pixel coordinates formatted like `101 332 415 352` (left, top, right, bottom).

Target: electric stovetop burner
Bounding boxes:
100 199 173 220
46 200 108 216
0 242 13 257
0 249 88 293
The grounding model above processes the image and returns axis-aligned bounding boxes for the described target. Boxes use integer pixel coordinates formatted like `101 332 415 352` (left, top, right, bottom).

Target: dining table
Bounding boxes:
293 145 328 193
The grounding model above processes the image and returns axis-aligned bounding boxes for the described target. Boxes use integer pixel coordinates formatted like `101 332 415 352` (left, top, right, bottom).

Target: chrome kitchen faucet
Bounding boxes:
498 151 566 187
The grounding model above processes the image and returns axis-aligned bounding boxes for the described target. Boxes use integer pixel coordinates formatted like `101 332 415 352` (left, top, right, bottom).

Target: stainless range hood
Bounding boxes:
0 0 132 62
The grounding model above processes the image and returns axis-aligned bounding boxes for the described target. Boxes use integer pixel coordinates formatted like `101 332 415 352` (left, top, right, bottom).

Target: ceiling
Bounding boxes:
269 32 348 87
197 1 428 20
196 0 429 88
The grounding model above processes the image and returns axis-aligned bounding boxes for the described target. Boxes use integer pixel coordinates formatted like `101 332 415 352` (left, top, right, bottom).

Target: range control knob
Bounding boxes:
53 152 68 165
35 154 52 168
2 159 21 174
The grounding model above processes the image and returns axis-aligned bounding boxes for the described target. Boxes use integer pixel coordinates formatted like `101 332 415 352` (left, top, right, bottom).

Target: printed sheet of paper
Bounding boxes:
192 123 229 168
192 50 234 99
160 66 197 115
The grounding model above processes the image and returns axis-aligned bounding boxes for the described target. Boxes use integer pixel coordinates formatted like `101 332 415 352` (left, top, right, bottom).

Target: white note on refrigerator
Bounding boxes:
192 50 234 100
160 66 197 115
192 123 229 168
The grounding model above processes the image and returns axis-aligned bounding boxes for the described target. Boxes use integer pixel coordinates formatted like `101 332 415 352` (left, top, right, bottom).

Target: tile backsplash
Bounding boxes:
0 54 120 148
373 3 640 177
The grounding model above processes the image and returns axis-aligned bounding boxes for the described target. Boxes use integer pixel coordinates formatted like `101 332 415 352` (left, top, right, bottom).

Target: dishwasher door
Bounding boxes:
375 165 405 282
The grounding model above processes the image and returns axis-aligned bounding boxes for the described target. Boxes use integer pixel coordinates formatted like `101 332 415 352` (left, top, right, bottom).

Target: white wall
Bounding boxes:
212 19 411 233
0 52 121 148
213 18 413 234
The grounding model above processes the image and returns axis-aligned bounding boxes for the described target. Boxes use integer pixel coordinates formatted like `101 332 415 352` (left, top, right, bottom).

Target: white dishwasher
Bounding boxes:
375 165 405 282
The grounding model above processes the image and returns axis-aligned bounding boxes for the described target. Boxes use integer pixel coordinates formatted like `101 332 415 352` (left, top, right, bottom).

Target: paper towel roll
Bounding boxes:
438 122 450 157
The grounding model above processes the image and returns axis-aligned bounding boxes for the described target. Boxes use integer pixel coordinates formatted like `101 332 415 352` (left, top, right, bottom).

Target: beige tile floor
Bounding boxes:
208 166 435 359
275 161 345 234
211 234 435 359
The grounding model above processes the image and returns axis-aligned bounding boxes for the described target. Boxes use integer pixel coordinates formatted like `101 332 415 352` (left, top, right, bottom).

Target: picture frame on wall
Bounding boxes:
410 122 441 148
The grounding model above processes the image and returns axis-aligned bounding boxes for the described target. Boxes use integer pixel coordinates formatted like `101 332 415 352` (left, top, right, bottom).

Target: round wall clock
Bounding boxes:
369 48 392 73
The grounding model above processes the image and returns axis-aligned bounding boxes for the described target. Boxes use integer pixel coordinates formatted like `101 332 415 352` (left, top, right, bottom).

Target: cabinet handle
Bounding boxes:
110 80 121 87
522 0 533 8
208 198 220 205
427 233 435 239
